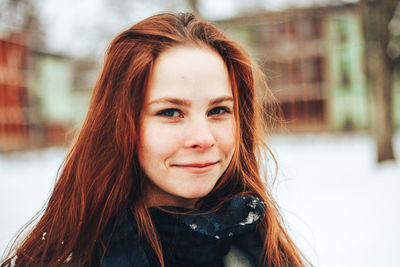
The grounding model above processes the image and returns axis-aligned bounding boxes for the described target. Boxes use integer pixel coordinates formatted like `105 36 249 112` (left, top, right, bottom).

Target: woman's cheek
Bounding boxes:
219 119 236 152
144 124 183 156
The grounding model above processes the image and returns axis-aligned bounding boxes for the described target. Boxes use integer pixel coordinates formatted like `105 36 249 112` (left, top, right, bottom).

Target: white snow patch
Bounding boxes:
247 199 258 209
64 252 72 263
239 211 261 225
268 132 400 267
10 255 17 267
189 223 198 230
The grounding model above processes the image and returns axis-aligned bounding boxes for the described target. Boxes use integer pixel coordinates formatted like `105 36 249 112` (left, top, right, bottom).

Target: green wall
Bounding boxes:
34 54 90 125
327 12 369 130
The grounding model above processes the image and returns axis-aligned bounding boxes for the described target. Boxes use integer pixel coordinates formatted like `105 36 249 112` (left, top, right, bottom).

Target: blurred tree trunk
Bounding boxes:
360 0 399 162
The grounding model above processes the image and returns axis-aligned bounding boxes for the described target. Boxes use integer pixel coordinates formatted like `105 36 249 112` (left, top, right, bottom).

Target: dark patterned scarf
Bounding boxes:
95 195 266 267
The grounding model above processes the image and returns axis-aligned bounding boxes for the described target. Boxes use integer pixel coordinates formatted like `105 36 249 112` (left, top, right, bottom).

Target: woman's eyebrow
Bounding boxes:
148 97 191 107
209 96 234 105
147 96 233 106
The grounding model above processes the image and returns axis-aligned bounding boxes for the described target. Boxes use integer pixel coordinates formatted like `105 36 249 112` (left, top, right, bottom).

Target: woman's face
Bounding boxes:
138 46 236 208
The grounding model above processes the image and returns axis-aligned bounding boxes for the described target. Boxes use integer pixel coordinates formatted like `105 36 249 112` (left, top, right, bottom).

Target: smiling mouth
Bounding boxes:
173 162 218 168
171 161 219 172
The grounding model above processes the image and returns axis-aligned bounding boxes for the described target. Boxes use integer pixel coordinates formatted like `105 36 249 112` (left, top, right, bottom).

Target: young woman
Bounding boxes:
1 12 308 267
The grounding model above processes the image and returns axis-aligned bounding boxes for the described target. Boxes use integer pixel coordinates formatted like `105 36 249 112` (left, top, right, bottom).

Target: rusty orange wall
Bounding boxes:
0 35 29 149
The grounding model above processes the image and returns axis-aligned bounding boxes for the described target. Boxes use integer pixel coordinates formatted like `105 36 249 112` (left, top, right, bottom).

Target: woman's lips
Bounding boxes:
172 162 219 173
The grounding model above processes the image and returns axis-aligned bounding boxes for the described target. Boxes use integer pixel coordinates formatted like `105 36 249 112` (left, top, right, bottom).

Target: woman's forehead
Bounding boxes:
146 46 233 102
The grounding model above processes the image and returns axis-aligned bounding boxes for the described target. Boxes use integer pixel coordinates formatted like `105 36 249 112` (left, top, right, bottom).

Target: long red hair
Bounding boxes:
1 12 308 267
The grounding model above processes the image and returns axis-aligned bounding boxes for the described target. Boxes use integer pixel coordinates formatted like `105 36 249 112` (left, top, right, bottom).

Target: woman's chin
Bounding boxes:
178 185 215 200
166 188 214 208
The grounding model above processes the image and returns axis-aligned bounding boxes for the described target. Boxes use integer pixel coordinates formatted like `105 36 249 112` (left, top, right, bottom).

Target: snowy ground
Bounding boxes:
1 132 399 266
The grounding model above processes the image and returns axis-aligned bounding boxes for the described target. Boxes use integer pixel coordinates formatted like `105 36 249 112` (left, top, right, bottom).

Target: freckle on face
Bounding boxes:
138 46 236 208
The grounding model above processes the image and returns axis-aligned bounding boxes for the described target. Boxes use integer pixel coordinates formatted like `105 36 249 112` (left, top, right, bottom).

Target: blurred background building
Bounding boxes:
217 3 400 132
0 31 92 151
0 33 29 150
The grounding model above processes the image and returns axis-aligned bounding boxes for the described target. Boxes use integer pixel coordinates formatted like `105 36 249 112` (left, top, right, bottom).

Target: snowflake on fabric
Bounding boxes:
239 211 260 226
189 223 198 230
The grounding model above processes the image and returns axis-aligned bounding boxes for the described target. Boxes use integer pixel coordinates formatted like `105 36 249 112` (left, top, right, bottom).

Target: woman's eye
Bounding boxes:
157 109 182 118
208 107 231 116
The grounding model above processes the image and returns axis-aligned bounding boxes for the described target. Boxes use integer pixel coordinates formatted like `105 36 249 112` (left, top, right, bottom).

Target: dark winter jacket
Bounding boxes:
94 195 266 267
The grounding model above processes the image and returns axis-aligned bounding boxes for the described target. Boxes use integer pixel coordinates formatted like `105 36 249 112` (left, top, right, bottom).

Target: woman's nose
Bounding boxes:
183 118 215 150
